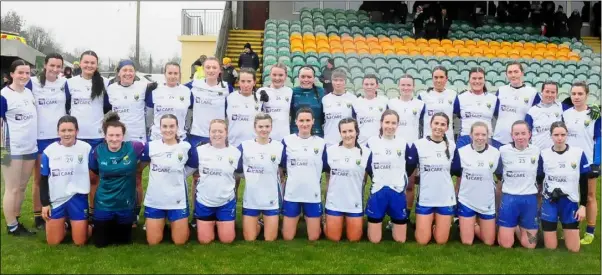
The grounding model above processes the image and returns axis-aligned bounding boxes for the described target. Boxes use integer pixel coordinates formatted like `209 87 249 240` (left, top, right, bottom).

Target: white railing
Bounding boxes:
181 9 224 36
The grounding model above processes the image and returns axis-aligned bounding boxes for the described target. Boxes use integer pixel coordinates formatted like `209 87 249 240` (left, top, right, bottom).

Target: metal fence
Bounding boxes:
181 9 224 36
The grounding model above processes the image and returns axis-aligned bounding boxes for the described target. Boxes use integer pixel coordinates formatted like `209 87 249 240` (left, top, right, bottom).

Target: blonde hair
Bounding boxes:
209 119 229 146
254 112 273 127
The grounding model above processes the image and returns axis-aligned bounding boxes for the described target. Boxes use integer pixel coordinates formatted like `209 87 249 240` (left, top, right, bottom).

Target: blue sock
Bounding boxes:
586 225 595 235
7 222 18 232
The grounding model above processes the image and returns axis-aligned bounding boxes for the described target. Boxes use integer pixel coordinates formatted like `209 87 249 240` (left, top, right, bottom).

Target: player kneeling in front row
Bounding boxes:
540 121 589 252
40 115 92 245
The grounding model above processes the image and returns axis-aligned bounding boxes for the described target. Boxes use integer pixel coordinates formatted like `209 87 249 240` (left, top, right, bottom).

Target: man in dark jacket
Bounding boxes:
413 5 426 38
319 58 334 95
438 8 452 39
568 10 583 40
238 43 259 71
554 6 569 37
424 16 438 39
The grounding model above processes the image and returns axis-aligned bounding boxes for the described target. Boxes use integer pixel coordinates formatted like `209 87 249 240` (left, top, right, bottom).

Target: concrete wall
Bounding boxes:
268 2 299 21
178 35 217 83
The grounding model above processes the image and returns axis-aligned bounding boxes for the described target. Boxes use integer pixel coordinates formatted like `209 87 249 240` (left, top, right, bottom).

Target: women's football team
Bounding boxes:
1 52 599 252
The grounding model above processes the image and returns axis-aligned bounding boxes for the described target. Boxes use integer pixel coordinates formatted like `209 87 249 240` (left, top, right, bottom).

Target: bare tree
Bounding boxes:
0 11 25 33
21 25 61 55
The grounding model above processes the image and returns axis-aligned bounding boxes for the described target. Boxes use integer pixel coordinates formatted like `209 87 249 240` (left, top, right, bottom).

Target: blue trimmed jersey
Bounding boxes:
238 139 285 210
281 134 327 203
418 89 457 141
146 84 192 141
66 75 109 139
493 85 541 144
189 80 232 138
325 145 372 214
540 146 590 203
387 97 425 144
0 86 38 155
28 77 68 139
353 95 388 145
262 86 293 141
525 102 564 151
321 92 357 146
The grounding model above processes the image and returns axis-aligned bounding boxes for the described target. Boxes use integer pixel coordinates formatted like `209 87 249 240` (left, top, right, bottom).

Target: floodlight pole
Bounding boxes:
135 0 141 67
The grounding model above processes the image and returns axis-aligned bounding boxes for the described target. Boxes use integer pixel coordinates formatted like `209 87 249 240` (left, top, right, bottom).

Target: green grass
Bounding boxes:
1 168 600 274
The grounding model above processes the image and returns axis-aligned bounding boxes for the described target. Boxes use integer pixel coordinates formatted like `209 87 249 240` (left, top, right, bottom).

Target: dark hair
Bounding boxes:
399 74 415 85
39 53 64 87
102 111 126 136
160 114 180 141
299 65 320 99
511 120 531 134
549 121 568 135
505 61 524 73
80 50 106 100
379 109 400 137
541 80 558 94
56 115 79 131
430 112 451 159
427 66 448 92
571 80 590 95
295 106 315 120
203 57 225 88
468 66 487 93
338 118 362 155
6 59 29 86
239 68 259 102
363 74 378 84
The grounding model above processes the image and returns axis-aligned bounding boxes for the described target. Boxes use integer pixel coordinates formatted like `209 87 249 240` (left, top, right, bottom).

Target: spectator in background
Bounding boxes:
424 15 438 39
543 2 556 37
1 72 8 88
438 8 452 39
569 10 583 40
554 6 569 37
530 1 543 26
413 5 426 38
190 55 207 79
593 1 601 38
63 67 73 79
238 43 259 71
399 1 409 23
319 58 334 95
72 61 81 76
496 1 509 23
221 57 238 87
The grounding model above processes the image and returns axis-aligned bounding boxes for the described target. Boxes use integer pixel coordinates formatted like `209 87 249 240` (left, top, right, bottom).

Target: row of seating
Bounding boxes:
451 21 541 35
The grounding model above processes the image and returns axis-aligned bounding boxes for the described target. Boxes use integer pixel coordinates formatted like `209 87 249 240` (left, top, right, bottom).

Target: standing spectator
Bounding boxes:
438 8 452 39
72 61 81 76
497 1 509 23
543 2 556 37
554 6 569 37
569 10 583 40
63 67 73 79
238 43 259 71
190 55 207 79
413 5 426 38
424 16 438 39
530 1 543 26
1 72 8 88
221 57 238 88
319 58 334 95
593 1 601 37
399 1 409 23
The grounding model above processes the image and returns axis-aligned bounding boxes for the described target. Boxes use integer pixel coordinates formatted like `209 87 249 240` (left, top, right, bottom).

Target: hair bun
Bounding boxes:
103 111 121 123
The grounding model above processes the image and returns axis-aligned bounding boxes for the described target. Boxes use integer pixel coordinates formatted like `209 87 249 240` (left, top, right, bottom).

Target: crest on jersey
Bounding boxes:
271 154 276 163
356 159 361 165
77 154 83 164
124 95 128 100
486 102 492 108
134 94 140 101
178 153 183 162
285 96 290 102
346 102 352 108
412 109 417 115
218 91 223 96
448 99 453 105
313 148 319 154
228 157 234 165
397 149 402 157
379 107 384 112
530 156 536 164
86 86 91 92
123 155 131 165
255 105 260 111
584 119 591 127
523 97 529 104
179 96 185 101
571 162 577 169
337 102 342 107
489 161 494 169
555 112 560 118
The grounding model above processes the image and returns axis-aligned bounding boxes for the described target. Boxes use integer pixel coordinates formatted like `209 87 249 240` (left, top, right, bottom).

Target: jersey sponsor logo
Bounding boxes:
151 164 171 173
358 117 375 125
14 112 34 121
201 167 223 176
290 158 309 166
505 171 526 178
325 113 343 120
399 120 408 126
373 161 391 169
500 105 517 113
231 114 250 121
156 106 175 112
246 165 265 174
51 168 74 177
547 175 568 183
195 97 212 105
38 98 58 105
113 106 130 114
464 172 484 181
330 168 350 176
264 107 282 113
464 111 484 119
534 125 550 134
73 98 92 105
423 164 445 172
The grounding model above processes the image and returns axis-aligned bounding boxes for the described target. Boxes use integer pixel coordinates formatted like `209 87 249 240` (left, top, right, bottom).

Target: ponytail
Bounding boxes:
80 50 105 100
442 135 450 160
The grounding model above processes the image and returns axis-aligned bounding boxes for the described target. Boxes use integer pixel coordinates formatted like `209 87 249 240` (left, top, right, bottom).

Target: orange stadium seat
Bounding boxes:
329 36 341 43
500 41 512 48
396 49 408 55
379 36 392 43
391 37 403 43
477 40 488 47
354 36 366 43
384 49 396 55
489 41 501 48
453 40 464 47
465 40 477 48
523 42 535 50
428 39 440 46
535 43 547 50
404 37 416 44
366 36 379 44
512 42 523 49
441 39 453 46
547 43 558 50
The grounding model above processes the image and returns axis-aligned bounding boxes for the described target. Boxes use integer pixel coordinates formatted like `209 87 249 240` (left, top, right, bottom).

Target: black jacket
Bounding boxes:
238 51 259 71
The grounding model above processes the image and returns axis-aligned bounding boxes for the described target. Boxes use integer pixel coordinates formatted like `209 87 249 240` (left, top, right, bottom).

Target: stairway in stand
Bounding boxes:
582 36 601 54
225 29 264 88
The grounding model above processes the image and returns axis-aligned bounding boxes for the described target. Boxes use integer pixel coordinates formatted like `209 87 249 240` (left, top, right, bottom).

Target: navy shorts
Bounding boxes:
93 208 136 224
242 208 280 217
80 138 104 150
540 197 579 225
415 203 455 216
325 209 363 217
144 206 189 222
194 199 236 221
50 193 89 221
457 201 495 220
365 186 408 222
281 200 322 218
37 138 60 155
497 193 539 230
187 134 209 148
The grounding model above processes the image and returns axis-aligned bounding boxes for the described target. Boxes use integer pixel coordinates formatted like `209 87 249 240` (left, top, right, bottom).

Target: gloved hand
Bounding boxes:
259 89 269 102
590 164 600 178
147 82 158 91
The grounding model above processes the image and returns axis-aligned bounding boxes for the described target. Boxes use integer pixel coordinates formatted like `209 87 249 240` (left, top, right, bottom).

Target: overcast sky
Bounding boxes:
1 1 225 64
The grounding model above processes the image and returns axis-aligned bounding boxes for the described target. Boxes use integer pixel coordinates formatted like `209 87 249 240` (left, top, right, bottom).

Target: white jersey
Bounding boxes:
387 97 425 144
189 80 231 138
366 135 414 193
498 144 541 195
325 145 371 214
453 145 500 215
563 107 600 164
262 86 293 141
226 91 263 147
493 85 540 144
540 146 589 203
106 81 147 142
454 91 499 136
322 92 357 146
413 137 456 207
28 77 68 139
525 102 564 151
418 89 457 141
193 144 242 207
353 96 388 145
282 134 327 203
147 84 191 141
238 139 284 210
142 140 193 210
41 140 91 208
66 76 109 139
0 86 38 155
